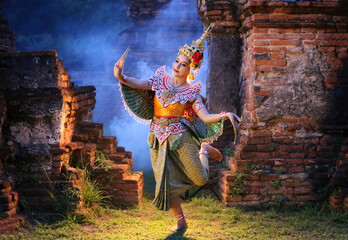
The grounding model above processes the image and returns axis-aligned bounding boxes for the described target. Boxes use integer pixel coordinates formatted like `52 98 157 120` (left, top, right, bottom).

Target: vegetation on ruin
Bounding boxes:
79 170 109 207
228 172 248 197
94 150 113 169
2 171 348 240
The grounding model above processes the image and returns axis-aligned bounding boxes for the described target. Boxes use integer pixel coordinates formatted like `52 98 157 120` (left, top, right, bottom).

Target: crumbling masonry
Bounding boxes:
0 7 143 232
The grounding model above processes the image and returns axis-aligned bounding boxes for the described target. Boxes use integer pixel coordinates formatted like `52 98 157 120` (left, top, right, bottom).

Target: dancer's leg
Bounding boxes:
201 142 222 161
169 198 188 232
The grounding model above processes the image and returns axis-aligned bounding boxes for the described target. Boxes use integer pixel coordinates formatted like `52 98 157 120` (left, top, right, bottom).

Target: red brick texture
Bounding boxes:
200 0 348 207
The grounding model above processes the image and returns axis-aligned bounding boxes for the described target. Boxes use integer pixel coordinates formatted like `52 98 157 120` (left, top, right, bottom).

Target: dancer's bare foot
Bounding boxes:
168 219 188 232
202 142 223 161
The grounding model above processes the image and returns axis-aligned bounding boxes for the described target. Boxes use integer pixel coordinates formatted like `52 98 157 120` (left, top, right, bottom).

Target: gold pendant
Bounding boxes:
162 88 175 102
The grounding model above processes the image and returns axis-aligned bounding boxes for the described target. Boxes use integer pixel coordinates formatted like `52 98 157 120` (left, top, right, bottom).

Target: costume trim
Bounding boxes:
118 82 153 124
150 121 186 144
151 66 203 107
192 100 205 113
201 120 224 144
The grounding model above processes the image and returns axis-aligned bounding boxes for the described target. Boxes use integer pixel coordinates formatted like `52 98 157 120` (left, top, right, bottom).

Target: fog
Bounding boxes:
2 0 208 171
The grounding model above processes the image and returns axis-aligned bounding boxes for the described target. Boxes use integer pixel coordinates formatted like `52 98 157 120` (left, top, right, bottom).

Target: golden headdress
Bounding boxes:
178 23 214 82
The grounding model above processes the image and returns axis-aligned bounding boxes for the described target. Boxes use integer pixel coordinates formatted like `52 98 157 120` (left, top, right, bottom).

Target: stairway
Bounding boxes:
64 120 144 206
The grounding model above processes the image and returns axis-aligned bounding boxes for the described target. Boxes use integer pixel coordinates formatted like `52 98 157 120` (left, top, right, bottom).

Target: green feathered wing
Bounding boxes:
119 83 224 143
180 113 224 144
118 82 155 124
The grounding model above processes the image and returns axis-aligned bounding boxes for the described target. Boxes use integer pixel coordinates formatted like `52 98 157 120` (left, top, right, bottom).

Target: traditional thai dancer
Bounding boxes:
114 24 241 232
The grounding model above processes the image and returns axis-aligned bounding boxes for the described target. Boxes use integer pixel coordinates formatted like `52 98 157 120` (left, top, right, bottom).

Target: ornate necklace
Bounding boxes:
162 88 175 103
162 78 186 103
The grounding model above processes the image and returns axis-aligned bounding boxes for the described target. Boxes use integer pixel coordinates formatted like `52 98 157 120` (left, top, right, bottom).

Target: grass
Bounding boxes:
80 170 109 207
2 171 348 240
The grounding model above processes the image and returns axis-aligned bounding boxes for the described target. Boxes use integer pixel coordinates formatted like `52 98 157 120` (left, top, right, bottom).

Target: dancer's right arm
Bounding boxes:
114 62 150 90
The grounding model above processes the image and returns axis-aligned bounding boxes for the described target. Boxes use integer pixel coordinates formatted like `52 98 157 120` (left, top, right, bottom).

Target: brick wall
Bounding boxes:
128 0 171 18
0 2 15 53
200 0 348 207
0 12 144 223
0 49 144 213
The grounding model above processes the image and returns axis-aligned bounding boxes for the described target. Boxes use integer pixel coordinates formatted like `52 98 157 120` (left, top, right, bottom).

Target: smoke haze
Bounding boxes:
2 0 208 171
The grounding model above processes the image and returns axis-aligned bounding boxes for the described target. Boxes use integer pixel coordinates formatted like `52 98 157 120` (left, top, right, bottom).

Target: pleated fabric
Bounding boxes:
148 131 209 211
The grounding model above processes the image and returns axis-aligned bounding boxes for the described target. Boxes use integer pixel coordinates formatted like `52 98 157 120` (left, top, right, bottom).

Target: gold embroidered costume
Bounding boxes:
117 23 227 210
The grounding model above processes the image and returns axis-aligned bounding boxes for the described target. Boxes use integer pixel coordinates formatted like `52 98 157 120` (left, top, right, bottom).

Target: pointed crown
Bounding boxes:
178 23 214 71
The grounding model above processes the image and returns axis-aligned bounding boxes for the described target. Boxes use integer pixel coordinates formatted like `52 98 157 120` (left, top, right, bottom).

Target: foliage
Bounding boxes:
43 169 79 214
269 142 279 151
215 158 228 169
94 150 112 169
48 185 79 214
317 186 331 200
273 180 281 190
223 146 235 157
274 195 285 207
80 170 109 207
3 193 348 239
328 166 336 178
229 172 248 197
244 163 256 174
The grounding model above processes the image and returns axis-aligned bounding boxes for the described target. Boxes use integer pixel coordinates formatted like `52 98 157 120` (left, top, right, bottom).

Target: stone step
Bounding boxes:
107 171 144 205
108 149 133 166
0 215 22 233
109 153 124 161
0 200 18 212
97 136 117 146
92 163 130 176
75 121 104 139
116 146 125 154
0 180 11 190
123 171 144 184
64 141 84 151
109 153 132 165
72 133 92 142
0 192 18 204
97 148 116 155
21 195 52 211
125 151 132 160
76 120 103 130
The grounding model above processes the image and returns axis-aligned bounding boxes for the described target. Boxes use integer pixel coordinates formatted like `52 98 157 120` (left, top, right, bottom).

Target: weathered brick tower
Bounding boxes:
198 0 348 207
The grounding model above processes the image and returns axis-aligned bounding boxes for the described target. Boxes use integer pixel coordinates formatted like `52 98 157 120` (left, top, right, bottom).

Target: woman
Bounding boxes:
114 24 241 232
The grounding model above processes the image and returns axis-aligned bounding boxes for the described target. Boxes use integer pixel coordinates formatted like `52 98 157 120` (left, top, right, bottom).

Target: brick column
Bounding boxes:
200 0 348 207
221 0 348 207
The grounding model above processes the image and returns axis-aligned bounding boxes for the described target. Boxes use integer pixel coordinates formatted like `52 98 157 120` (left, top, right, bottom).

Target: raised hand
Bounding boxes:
114 48 130 83
226 112 241 127
226 112 241 143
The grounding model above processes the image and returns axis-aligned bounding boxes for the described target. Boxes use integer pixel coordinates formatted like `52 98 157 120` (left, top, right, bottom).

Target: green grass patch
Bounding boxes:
2 171 348 240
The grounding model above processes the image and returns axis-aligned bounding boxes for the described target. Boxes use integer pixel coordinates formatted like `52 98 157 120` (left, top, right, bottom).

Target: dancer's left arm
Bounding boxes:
193 95 241 125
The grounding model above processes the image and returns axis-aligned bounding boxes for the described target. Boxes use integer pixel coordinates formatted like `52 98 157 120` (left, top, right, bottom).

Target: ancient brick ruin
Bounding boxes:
1 0 348 233
0 6 143 232
198 0 348 207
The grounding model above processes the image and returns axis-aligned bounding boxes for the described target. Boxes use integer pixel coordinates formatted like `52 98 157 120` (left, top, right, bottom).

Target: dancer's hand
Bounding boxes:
114 48 129 83
226 112 241 128
114 61 125 82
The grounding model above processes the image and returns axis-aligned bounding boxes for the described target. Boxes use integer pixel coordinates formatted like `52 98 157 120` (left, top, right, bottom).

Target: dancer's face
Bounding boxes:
172 54 190 79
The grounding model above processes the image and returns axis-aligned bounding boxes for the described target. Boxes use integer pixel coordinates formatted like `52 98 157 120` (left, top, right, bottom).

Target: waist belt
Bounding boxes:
153 116 182 128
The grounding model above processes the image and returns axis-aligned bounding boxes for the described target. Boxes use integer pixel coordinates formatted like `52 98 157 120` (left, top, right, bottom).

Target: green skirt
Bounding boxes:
148 131 209 211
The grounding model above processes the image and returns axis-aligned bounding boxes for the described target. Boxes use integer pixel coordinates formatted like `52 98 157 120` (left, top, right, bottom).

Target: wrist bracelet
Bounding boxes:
219 111 227 120
119 75 127 83
199 149 208 156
